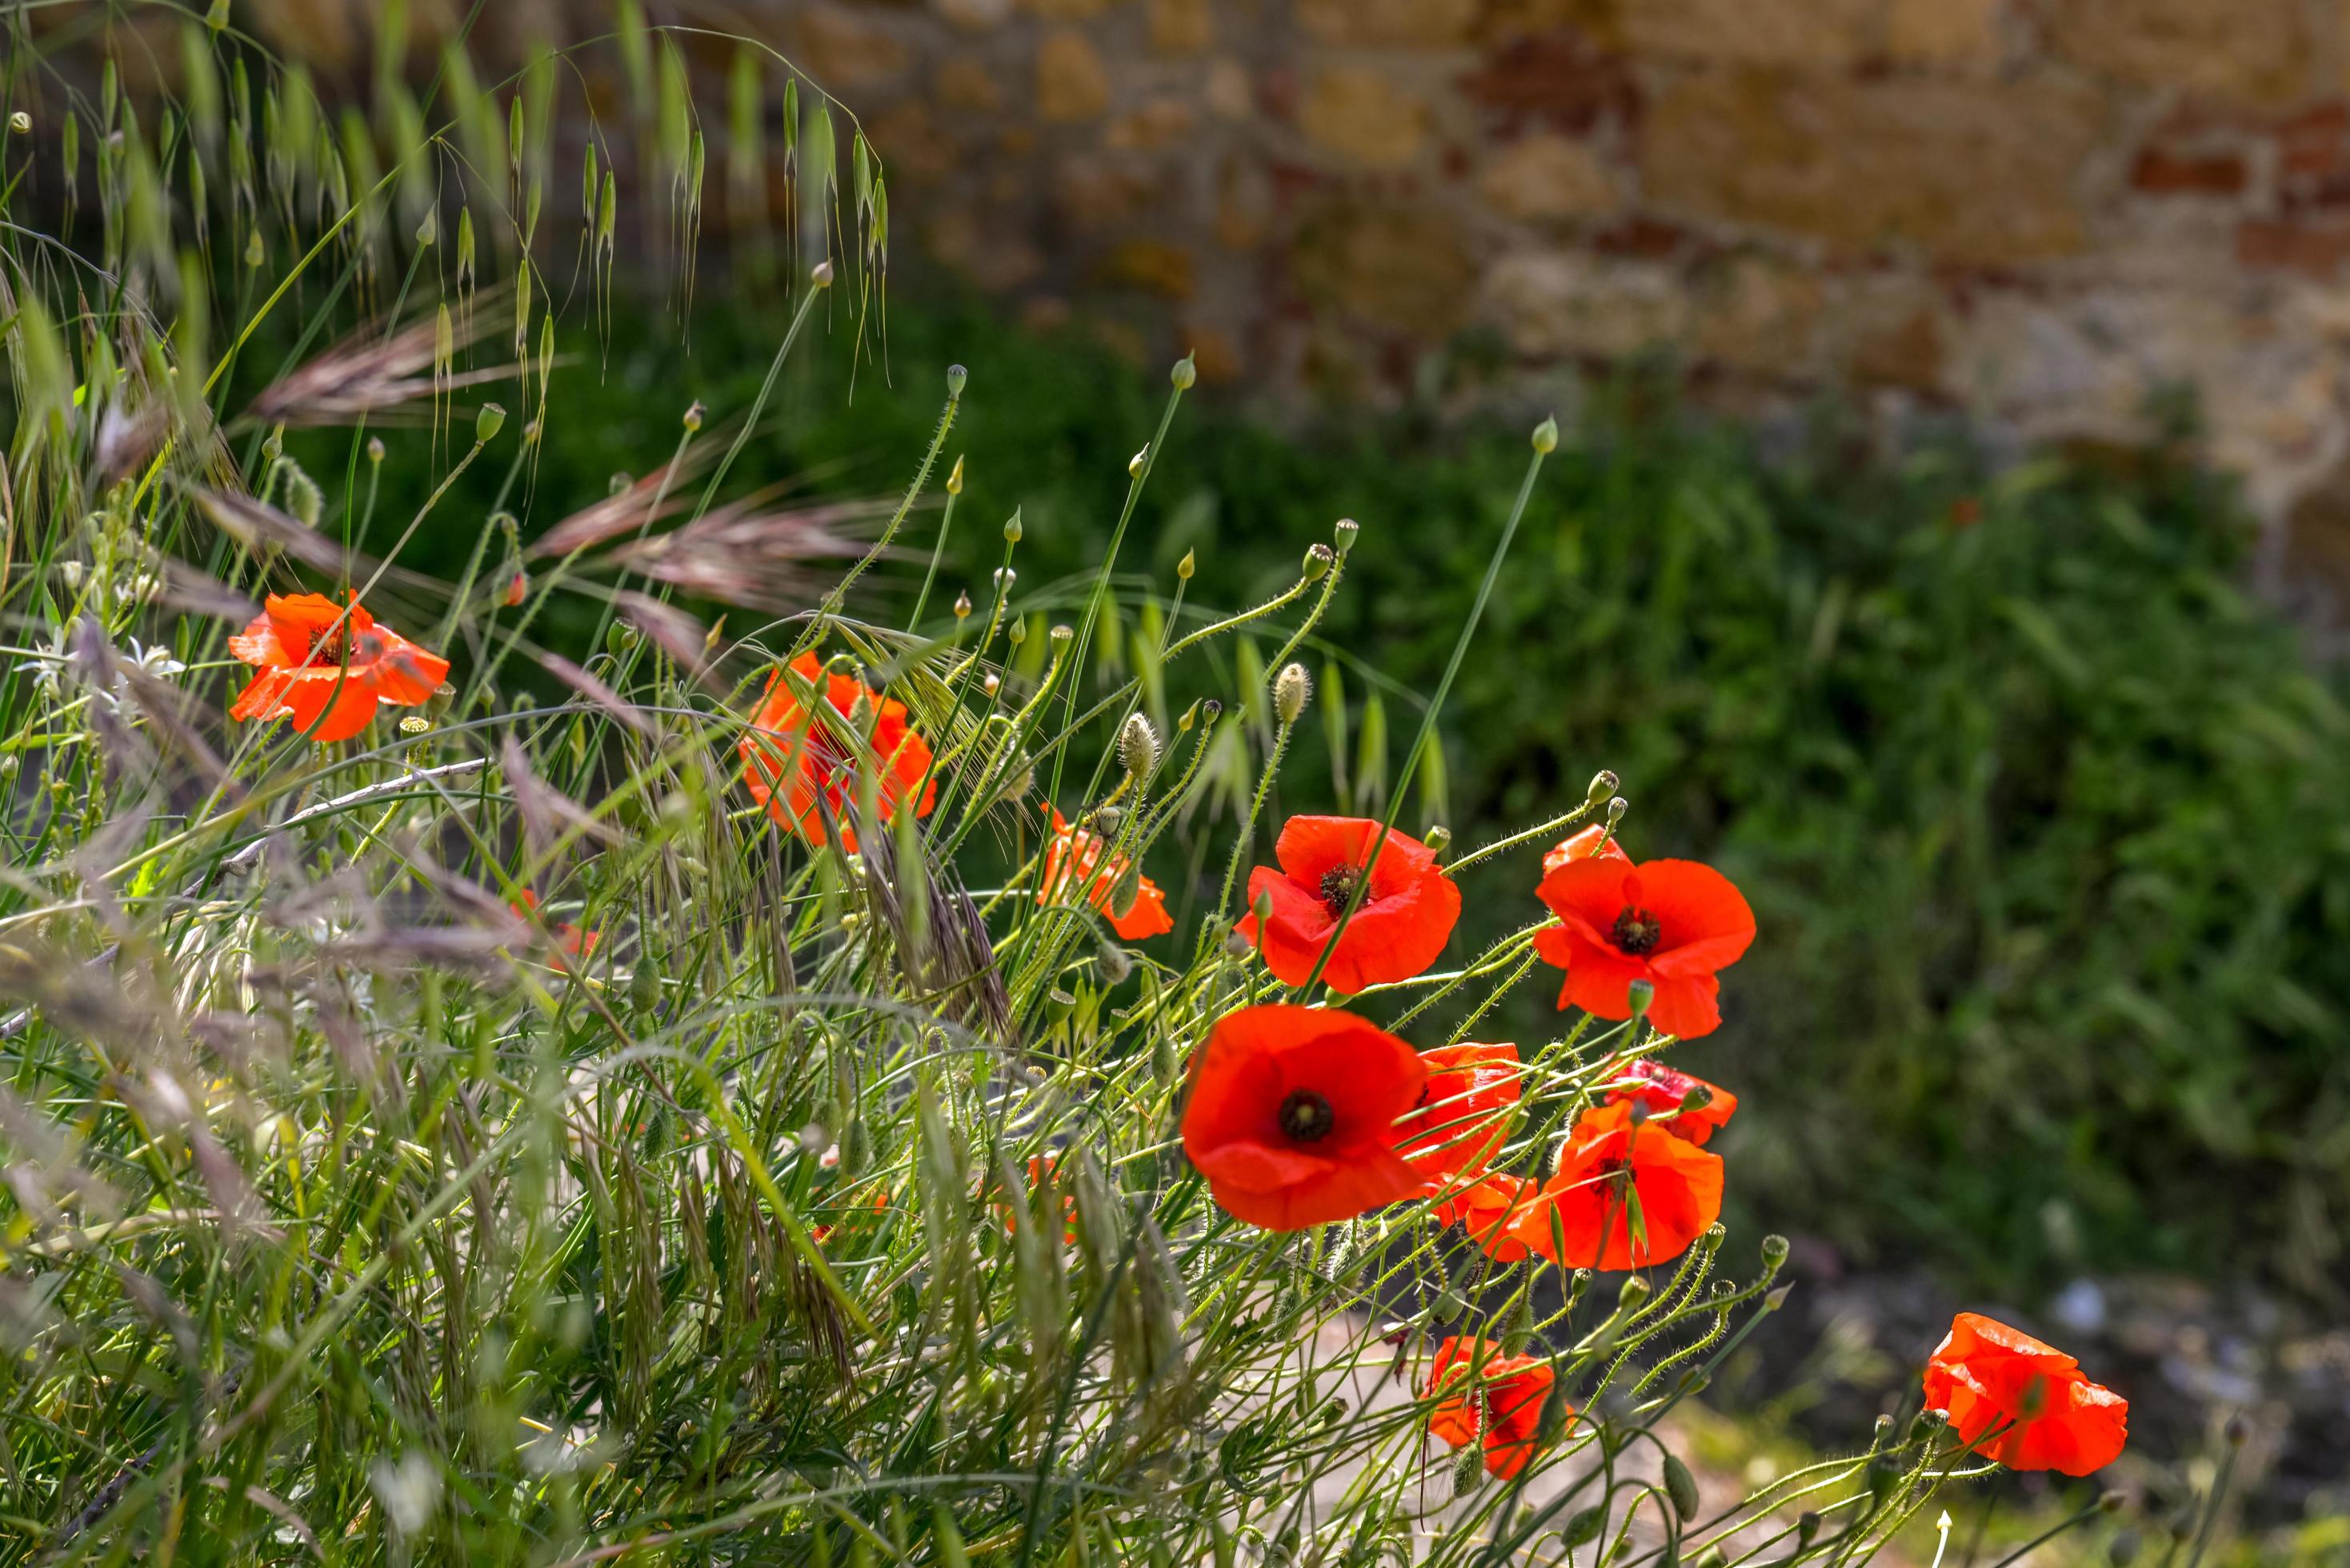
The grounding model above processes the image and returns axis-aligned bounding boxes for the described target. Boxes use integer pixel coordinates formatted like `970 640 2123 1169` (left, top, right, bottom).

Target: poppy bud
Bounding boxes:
1153 1031 1179 1081
1533 415 1559 454
1663 1452 1700 1522
1796 1513 1822 1547
2109 1531 2143 1566
1449 1442 1483 1498
1626 978 1655 1020
1865 1454 1901 1506
1223 926 1252 958
501 569 528 607
1539 1376 1575 1445
1129 445 1149 478
1098 943 1133 985
1110 862 1143 918
1119 713 1159 778
1334 518 1359 558
842 1116 871 1174
1274 662 1311 726
1177 548 1195 581
1004 512 1023 543
812 258 835 288
368 436 386 462
1503 1294 1535 1353
947 363 967 398
1303 542 1333 582
1587 770 1618 805
1171 354 1196 390
1692 1550 1726 1568
1251 887 1274 926
1562 1505 1604 1548
2099 1492 2128 1515
1423 824 1451 853
475 402 506 445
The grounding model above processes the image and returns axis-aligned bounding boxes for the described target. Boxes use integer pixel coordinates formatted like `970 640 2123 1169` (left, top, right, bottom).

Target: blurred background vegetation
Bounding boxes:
339 290 2350 1310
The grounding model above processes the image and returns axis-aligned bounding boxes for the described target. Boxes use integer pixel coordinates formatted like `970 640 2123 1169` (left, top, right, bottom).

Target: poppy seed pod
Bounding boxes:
1617 1274 1651 1313
1423 824 1451 853
1760 1234 1790 1271
1119 713 1159 778
1626 978 1655 1019
1607 796 1627 824
1587 770 1619 805
1334 518 1359 557
947 363 967 398
1092 806 1124 833
474 402 506 444
1274 663 1311 726
1303 542 1333 582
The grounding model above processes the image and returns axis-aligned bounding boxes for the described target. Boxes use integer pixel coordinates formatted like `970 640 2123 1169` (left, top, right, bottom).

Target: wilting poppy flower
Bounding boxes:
1180 1004 1427 1231
228 592 449 744
1039 807 1173 939
1505 1102 1723 1271
1534 857 1755 1039
1427 1337 1563 1479
739 651 937 852
1543 823 1629 877
1923 1313 2129 1476
1434 1173 1538 1263
1397 1042 1522 1192
510 890 599 962
1602 1058 1737 1146
1238 816 1461 994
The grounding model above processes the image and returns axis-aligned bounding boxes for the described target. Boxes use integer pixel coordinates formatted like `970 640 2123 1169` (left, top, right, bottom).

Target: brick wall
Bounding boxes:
249 0 2350 610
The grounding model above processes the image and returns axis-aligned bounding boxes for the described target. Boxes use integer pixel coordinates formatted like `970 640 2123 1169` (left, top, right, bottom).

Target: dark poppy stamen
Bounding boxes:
1319 864 1364 918
1610 906 1662 957
1278 1088 1336 1143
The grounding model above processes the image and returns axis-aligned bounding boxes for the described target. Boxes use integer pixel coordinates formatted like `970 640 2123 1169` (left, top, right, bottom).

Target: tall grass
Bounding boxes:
0 8 2169 1562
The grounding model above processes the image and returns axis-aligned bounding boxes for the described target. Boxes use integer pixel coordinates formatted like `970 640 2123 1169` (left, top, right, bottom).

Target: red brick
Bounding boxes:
2129 147 2248 194
1459 30 1638 134
2237 216 2350 275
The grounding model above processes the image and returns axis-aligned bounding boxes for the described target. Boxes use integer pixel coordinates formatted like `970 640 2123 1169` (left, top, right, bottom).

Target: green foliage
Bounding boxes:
515 303 2350 1296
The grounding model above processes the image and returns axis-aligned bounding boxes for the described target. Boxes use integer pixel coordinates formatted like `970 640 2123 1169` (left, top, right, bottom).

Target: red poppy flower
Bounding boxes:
1039 807 1173 940
1505 1102 1723 1271
739 652 938 853
1533 858 1755 1039
1924 1313 2129 1476
1543 823 1629 877
812 1187 891 1246
1180 1004 1428 1231
1397 1042 1522 1192
228 592 450 744
1434 1174 1539 1263
1602 1058 1737 1146
1003 1154 1080 1246
1427 1337 1563 1479
510 890 599 962
1238 816 1461 994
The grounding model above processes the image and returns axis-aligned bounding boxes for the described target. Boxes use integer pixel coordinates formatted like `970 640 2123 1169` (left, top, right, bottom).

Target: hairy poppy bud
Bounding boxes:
1503 1294 1535 1353
1533 415 1559 454
811 258 835 288
502 569 528 607
842 1116 871 1175
947 454 965 494
1796 1513 1823 1546
1171 354 1196 390
683 400 704 431
1563 1505 1604 1548
1252 887 1275 926
1865 1454 1900 1506
1450 1442 1483 1498
1423 824 1451 853
1098 943 1133 985
947 363 967 398
2099 1491 2128 1515
1003 511 1023 543
1334 518 1359 557
1110 862 1143 918
1223 926 1252 958
1626 978 1654 1019
1119 713 1159 778
1177 548 1195 581
1587 770 1619 805
1663 1452 1700 1522
1274 662 1311 726
1303 542 1333 582
475 402 506 445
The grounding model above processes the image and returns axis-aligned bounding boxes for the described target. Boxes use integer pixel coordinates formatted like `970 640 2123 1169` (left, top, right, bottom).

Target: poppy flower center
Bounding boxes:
1318 864 1365 918
1278 1088 1336 1143
1610 906 1663 957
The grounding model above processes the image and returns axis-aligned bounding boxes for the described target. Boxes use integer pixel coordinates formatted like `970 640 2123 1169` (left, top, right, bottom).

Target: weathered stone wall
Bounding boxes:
251 0 2350 609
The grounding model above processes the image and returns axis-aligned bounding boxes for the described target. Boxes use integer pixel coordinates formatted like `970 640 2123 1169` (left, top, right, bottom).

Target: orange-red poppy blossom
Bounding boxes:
1039 807 1173 940
1534 857 1755 1039
1602 1058 1737 1146
1003 1154 1080 1246
739 652 937 852
228 592 449 744
1923 1313 2129 1476
1427 1337 1563 1479
812 1188 891 1246
1434 1173 1539 1263
1505 1101 1723 1271
1238 816 1461 994
510 890 599 962
1397 1042 1522 1193
1543 823 1629 877
1180 1005 1427 1231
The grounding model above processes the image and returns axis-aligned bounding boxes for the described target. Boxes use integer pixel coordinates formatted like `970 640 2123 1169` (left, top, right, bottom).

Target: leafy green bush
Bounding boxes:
506 304 2350 1297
